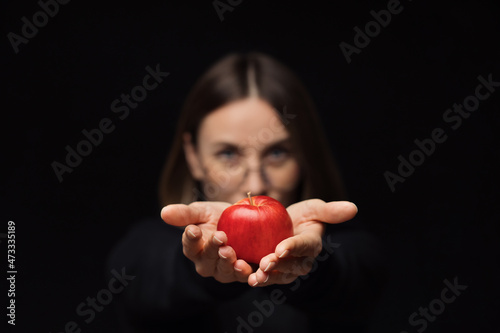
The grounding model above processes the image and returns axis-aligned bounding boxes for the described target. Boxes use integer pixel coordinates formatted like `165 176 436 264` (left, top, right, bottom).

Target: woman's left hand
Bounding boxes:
247 199 358 287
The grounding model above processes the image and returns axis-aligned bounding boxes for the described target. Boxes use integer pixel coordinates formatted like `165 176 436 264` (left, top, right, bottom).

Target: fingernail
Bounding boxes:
278 250 289 258
263 274 269 283
252 281 259 287
234 266 242 272
213 235 223 245
187 229 196 239
218 249 227 259
264 262 275 272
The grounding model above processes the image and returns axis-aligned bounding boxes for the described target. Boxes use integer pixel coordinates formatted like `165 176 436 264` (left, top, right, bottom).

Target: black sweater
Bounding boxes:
106 217 387 333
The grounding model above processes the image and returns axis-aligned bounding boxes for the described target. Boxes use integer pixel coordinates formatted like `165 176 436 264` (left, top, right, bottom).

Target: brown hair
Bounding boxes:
158 52 346 206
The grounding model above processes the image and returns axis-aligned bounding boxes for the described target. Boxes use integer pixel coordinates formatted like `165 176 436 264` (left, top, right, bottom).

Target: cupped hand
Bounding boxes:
161 201 254 283
247 199 358 287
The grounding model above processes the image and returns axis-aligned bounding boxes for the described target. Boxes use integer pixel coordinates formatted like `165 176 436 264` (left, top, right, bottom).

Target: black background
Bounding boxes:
2 0 499 332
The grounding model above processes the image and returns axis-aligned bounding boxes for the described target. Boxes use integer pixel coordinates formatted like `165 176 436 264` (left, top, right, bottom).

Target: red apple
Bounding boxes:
217 193 294 264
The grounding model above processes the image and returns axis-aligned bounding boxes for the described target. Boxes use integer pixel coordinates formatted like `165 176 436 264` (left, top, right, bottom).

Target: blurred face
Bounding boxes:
184 97 301 207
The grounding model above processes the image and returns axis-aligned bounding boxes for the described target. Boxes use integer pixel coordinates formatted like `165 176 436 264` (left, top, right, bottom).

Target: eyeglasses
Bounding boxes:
201 148 293 190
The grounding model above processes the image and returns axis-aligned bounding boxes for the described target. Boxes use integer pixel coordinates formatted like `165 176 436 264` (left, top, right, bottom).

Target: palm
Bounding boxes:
288 199 356 236
161 199 358 286
247 199 358 287
161 201 253 283
284 199 331 257
194 215 221 252
289 209 325 237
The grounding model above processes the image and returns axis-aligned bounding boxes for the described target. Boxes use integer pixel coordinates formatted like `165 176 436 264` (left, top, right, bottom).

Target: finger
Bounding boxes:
272 256 315 275
233 259 253 281
287 199 358 225
189 231 227 278
258 253 280 273
266 271 301 286
216 249 253 283
259 253 314 275
248 271 263 287
251 254 308 287
275 233 323 259
161 204 192 227
248 269 299 287
216 245 237 276
181 225 204 260
217 244 257 282
203 230 227 261
161 202 229 227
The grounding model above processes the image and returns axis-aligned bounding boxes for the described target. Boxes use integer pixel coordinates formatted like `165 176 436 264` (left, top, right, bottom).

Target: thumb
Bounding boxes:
161 204 192 227
288 199 358 225
321 201 358 224
161 201 231 227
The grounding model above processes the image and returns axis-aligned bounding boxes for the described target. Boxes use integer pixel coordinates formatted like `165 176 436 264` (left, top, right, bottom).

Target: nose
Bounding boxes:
242 166 268 197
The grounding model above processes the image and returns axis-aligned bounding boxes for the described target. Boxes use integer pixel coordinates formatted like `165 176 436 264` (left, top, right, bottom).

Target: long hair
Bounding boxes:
158 52 346 206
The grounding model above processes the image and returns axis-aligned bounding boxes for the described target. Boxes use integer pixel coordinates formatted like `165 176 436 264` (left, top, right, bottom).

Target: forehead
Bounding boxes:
197 98 289 147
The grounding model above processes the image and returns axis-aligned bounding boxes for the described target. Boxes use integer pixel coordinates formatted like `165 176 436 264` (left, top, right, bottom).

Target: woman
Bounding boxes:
107 52 387 332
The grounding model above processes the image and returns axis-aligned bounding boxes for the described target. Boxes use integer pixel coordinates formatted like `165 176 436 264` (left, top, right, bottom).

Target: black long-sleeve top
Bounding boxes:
106 216 387 333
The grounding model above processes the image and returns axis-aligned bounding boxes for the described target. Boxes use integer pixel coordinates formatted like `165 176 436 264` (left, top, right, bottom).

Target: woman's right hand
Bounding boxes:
161 201 254 283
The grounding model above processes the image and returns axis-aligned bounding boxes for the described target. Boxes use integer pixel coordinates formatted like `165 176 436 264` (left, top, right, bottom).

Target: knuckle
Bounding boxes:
195 265 212 278
312 243 322 258
304 198 323 213
301 257 315 273
182 243 198 260
189 201 203 208
181 237 190 250
291 257 314 276
281 273 298 285
182 249 197 261
214 274 233 283
217 260 237 276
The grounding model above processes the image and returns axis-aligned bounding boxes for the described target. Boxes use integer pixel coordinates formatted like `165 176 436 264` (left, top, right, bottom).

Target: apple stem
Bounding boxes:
247 192 254 206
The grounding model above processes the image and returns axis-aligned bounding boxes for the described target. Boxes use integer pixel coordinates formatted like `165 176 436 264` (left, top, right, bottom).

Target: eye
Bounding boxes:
216 148 238 161
265 147 289 163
